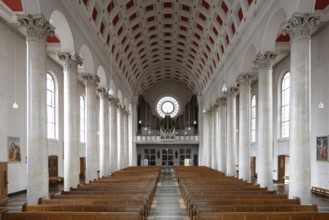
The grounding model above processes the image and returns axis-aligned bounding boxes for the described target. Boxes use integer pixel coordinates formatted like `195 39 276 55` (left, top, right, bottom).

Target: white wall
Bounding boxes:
310 23 329 189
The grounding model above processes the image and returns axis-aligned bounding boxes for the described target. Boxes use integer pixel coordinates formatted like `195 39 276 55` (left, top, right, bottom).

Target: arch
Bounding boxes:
261 6 287 51
97 65 107 88
227 64 240 88
79 45 94 73
109 79 117 97
49 10 74 52
241 44 257 72
124 97 128 109
117 90 123 105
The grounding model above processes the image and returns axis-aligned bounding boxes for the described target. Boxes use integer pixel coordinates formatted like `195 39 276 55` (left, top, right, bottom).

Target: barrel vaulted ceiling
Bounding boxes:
2 0 328 96
77 0 256 95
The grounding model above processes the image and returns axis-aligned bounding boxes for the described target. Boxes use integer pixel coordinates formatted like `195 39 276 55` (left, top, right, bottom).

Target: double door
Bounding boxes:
162 149 174 166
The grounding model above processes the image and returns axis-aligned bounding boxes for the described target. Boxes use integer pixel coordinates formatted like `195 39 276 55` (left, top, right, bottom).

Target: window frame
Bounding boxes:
251 94 256 142
46 72 57 140
80 95 86 143
280 71 290 139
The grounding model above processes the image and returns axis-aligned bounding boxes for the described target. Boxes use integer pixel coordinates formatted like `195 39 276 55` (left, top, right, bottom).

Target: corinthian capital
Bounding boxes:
216 97 227 107
57 52 83 71
226 87 239 97
98 88 109 99
81 73 100 87
17 14 55 42
281 13 321 41
236 72 255 86
254 51 278 70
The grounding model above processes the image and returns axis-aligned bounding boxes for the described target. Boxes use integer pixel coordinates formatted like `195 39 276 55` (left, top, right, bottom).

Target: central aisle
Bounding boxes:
148 168 189 220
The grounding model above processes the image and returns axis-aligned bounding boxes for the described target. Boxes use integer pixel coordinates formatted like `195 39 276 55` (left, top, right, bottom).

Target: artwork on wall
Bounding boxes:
8 136 21 162
316 136 328 162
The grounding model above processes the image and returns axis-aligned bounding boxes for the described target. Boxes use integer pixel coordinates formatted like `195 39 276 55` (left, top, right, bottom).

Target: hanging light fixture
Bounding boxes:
13 35 18 109
108 9 114 96
221 56 227 93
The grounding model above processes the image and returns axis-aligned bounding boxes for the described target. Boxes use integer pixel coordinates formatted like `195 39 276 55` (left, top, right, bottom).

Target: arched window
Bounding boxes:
47 73 56 139
80 95 86 143
251 95 256 142
281 72 290 138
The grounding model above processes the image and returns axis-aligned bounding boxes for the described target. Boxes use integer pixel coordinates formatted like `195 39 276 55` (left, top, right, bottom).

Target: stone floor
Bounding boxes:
147 168 189 220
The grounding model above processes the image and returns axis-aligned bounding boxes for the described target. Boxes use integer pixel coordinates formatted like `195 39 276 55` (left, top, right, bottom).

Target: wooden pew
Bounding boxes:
22 203 145 220
2 209 142 220
197 212 329 220
193 204 318 220
311 186 329 198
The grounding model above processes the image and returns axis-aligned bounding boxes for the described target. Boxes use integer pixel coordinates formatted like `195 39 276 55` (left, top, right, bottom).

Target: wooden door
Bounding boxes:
80 157 86 179
250 156 256 178
0 162 8 203
48 156 58 177
278 155 286 183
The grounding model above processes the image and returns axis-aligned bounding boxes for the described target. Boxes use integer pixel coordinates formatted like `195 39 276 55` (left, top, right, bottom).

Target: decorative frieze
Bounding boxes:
17 14 55 42
254 51 278 71
57 52 83 72
281 13 321 41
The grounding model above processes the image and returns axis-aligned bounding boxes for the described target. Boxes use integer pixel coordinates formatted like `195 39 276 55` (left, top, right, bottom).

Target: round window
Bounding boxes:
156 96 179 118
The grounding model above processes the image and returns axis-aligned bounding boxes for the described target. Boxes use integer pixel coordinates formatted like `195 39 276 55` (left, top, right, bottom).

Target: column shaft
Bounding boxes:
226 88 238 176
217 98 227 173
109 97 118 172
123 109 129 168
17 14 54 204
82 74 100 182
254 51 277 190
203 111 210 166
57 51 83 192
237 73 254 182
98 88 109 177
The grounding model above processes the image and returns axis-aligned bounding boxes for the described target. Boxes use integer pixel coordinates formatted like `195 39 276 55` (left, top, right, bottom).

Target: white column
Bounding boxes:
212 105 218 169
81 74 99 182
17 14 55 204
109 96 118 172
123 108 129 168
281 13 321 204
254 51 278 190
226 87 238 176
237 73 254 182
57 52 82 191
117 105 125 170
198 97 204 165
217 97 227 173
98 88 110 177
208 108 213 168
203 110 210 166
130 97 138 166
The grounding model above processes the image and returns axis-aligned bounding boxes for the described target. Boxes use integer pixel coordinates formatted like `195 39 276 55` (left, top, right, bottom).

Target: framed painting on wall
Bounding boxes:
316 136 328 162
8 136 21 162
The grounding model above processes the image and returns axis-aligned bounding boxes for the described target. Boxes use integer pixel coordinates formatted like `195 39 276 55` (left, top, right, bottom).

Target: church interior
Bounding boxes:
1 0 329 219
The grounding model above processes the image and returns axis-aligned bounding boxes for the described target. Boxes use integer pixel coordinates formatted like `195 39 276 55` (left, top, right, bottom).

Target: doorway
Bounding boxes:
48 155 58 177
250 156 257 179
80 157 86 179
162 149 174 166
278 155 289 183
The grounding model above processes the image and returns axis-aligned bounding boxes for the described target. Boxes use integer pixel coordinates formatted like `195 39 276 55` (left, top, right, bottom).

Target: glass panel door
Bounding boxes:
162 149 174 166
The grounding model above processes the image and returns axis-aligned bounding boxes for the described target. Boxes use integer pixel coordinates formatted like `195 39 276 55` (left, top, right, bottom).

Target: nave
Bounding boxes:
1 166 329 220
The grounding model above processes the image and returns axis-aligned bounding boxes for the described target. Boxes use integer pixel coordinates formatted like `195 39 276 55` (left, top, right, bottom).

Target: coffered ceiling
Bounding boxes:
77 0 256 95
